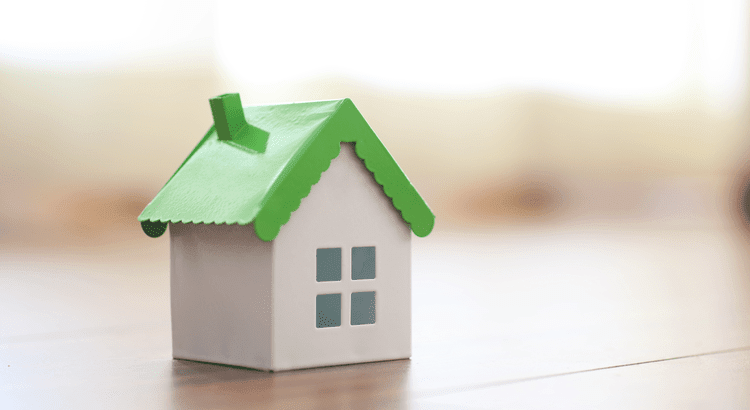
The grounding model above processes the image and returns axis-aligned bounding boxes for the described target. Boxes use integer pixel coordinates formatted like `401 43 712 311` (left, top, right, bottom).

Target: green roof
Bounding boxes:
138 94 434 241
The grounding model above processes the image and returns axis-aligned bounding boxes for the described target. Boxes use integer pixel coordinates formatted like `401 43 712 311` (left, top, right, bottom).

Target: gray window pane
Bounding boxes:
316 248 341 282
316 293 341 328
351 246 375 280
351 291 376 325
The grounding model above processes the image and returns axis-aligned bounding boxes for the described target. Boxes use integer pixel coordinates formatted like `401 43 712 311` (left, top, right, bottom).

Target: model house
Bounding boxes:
138 93 434 371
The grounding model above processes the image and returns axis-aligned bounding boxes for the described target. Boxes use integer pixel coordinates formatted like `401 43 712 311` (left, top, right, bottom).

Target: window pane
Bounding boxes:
351 246 375 280
351 291 376 325
316 248 341 282
316 293 341 328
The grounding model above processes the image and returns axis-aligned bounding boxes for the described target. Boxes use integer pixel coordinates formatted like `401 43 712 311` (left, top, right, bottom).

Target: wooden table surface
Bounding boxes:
2 223 750 409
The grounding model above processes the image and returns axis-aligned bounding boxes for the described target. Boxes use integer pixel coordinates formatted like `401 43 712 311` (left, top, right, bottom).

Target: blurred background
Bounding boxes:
5 2 750 406
1 0 750 247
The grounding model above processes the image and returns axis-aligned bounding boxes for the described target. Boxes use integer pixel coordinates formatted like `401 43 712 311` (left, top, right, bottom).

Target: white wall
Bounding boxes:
170 222 274 370
272 143 412 370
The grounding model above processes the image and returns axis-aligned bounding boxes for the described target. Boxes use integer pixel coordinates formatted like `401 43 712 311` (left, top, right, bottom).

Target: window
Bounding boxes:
315 246 377 328
351 246 375 280
316 293 341 328
316 248 341 282
351 291 376 325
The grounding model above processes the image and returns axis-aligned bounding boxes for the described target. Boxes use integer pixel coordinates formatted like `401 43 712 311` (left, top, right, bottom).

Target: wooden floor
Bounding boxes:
2 222 750 409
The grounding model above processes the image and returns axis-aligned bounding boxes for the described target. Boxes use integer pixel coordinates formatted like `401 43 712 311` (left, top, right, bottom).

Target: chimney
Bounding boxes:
209 93 247 141
209 93 269 152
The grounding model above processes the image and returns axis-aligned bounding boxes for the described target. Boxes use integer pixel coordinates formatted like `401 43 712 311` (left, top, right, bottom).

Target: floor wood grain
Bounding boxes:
2 224 750 409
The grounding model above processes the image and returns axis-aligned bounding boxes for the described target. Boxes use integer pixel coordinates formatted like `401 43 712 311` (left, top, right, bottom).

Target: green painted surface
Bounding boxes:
138 96 434 241
209 93 269 152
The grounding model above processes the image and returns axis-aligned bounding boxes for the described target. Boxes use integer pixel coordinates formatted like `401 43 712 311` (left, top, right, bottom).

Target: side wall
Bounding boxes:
170 222 273 370
272 143 412 370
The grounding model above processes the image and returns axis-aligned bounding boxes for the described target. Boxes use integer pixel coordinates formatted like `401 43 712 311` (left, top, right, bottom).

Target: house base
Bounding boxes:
172 355 411 373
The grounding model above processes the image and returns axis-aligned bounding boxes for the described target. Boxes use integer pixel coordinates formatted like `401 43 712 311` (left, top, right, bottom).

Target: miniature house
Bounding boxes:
138 94 434 371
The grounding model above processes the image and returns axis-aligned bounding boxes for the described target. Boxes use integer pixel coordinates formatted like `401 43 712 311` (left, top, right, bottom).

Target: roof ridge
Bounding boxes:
253 98 348 221
139 97 434 240
252 99 351 240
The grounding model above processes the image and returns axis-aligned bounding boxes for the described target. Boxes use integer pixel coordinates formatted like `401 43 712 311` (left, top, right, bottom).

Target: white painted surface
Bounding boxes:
169 222 274 370
168 143 412 371
272 143 412 370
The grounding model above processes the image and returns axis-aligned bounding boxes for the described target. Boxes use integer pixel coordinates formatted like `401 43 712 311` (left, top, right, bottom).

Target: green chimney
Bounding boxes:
209 93 268 152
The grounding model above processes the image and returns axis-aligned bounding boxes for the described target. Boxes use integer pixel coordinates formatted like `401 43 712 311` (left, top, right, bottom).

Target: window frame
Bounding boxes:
315 246 377 329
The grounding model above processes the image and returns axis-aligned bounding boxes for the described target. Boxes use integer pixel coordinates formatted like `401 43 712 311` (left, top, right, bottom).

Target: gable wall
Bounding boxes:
170 222 273 370
272 143 412 370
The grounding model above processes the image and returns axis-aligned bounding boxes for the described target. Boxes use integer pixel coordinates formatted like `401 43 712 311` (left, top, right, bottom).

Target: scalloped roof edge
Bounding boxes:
138 98 435 241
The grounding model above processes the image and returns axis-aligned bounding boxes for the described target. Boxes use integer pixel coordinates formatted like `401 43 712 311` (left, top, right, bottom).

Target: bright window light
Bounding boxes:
0 0 213 65
214 0 747 106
